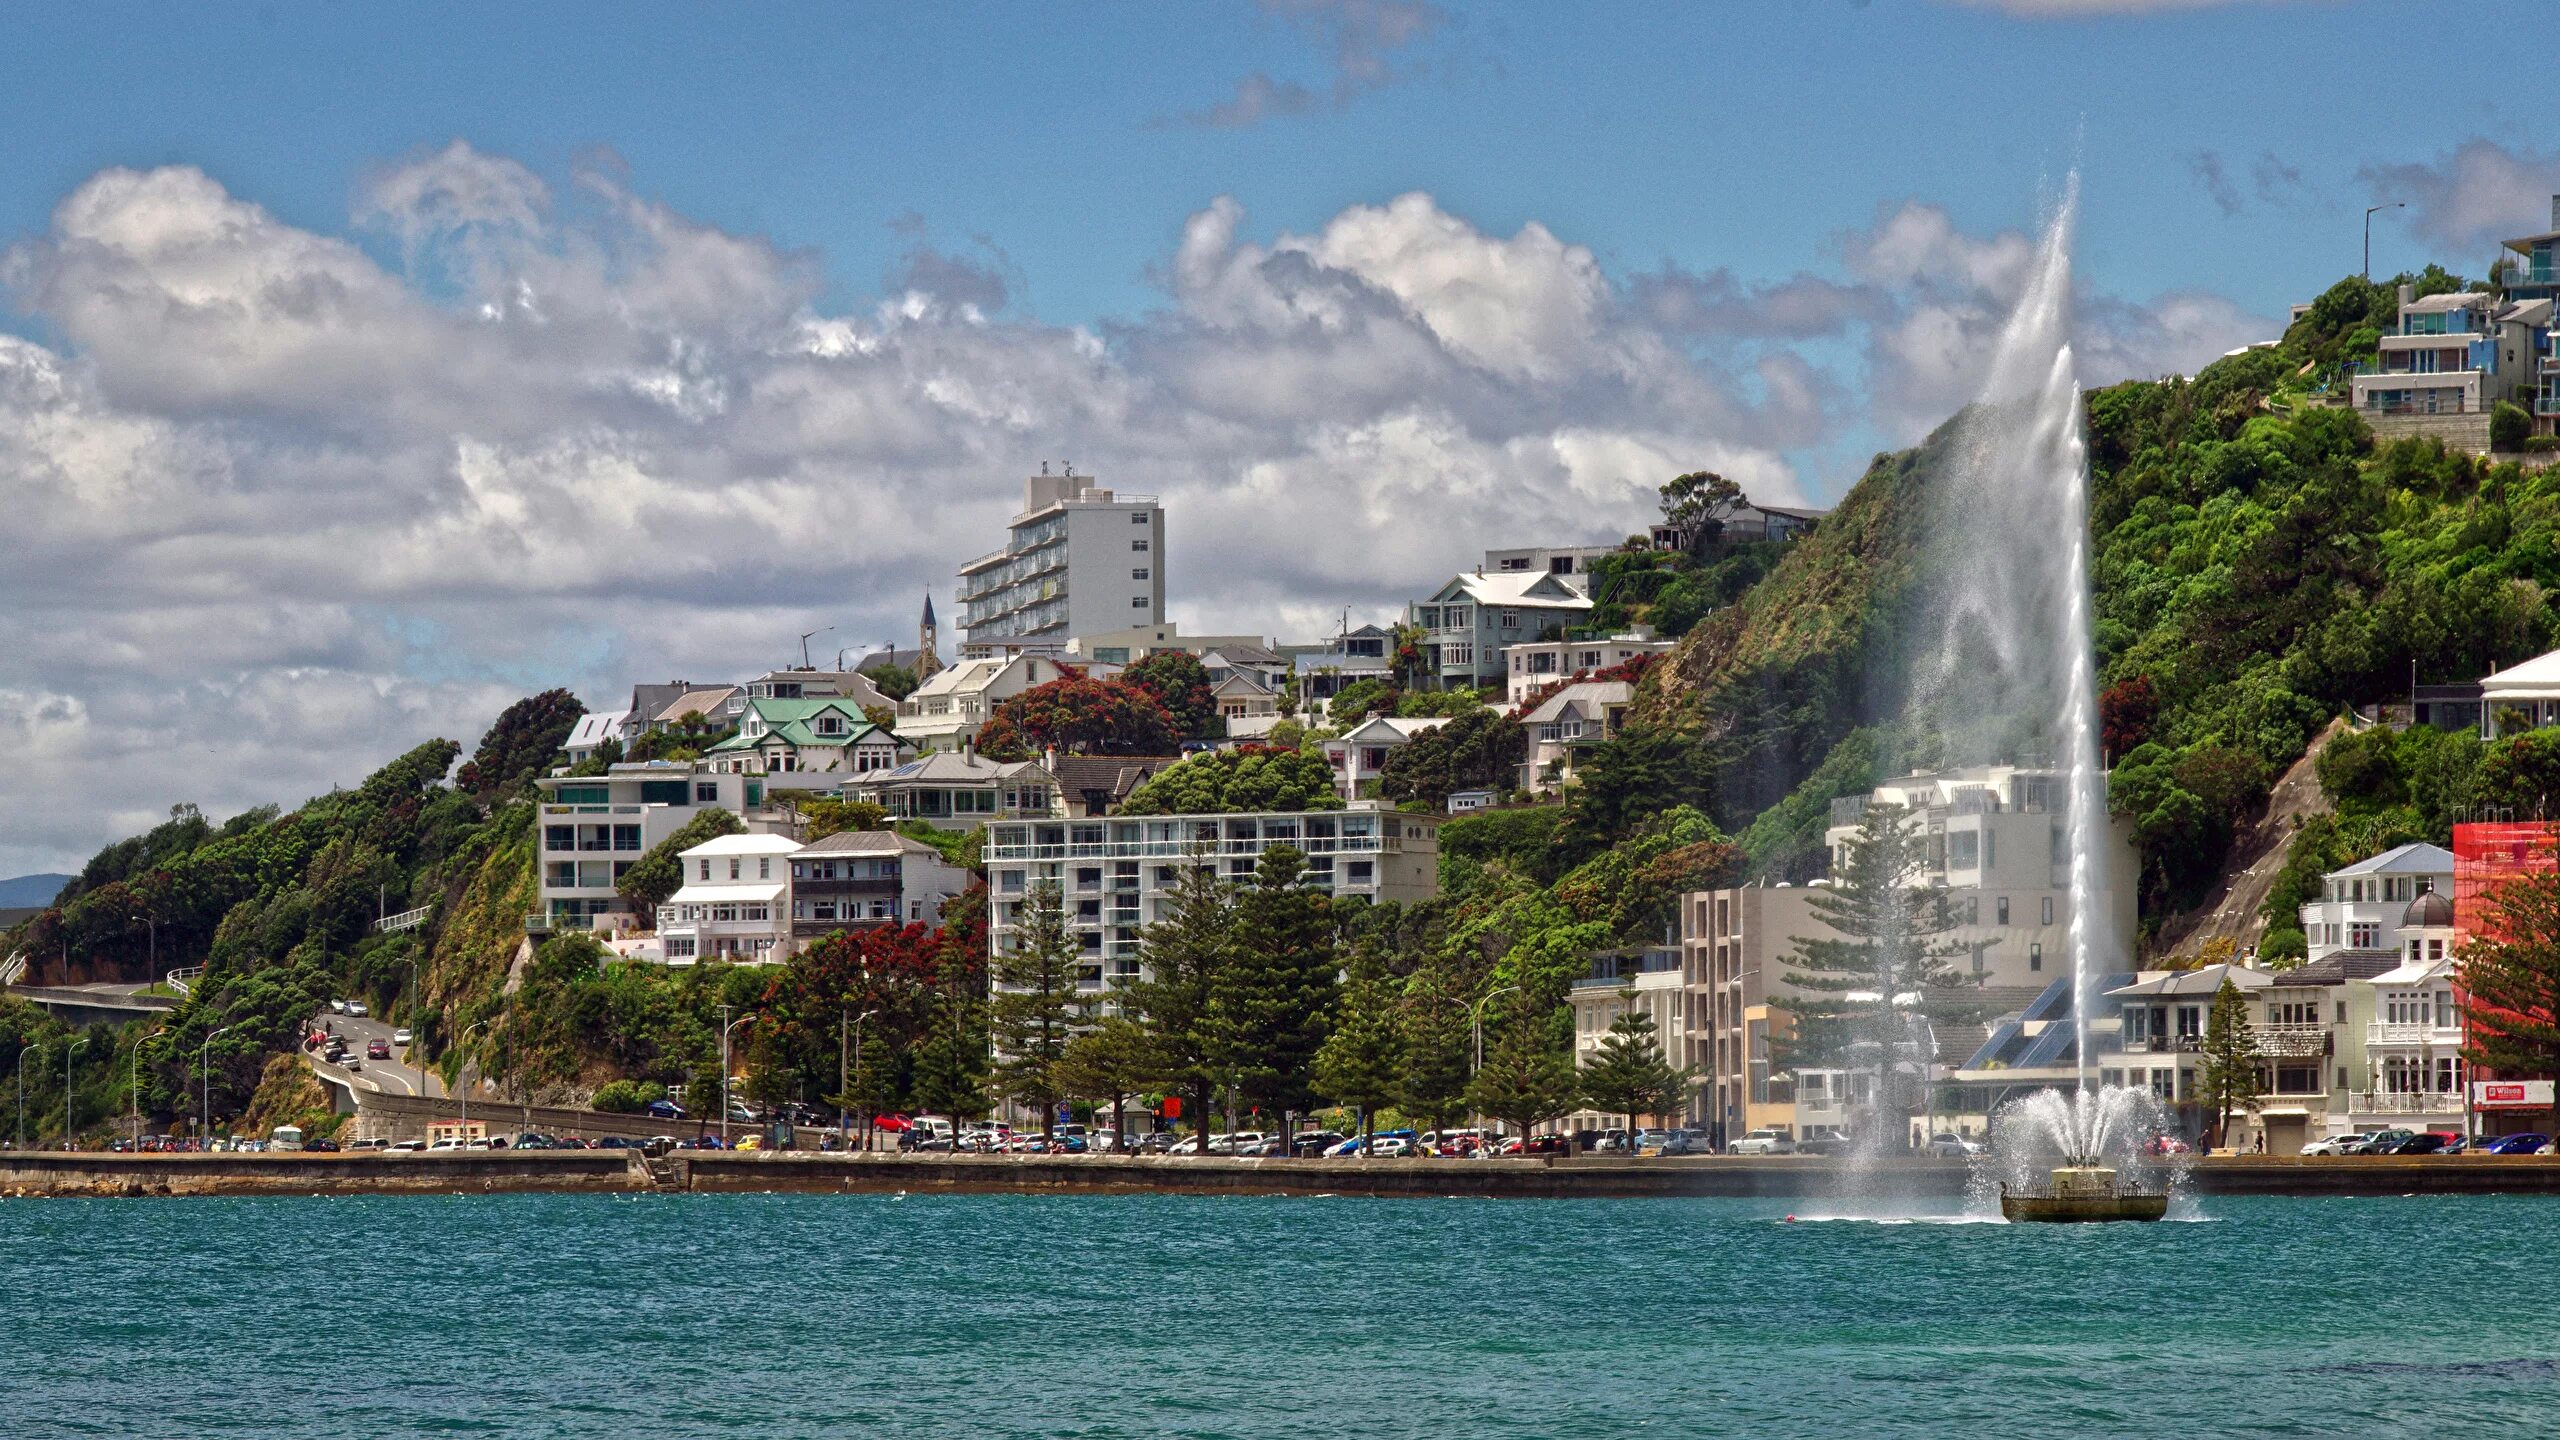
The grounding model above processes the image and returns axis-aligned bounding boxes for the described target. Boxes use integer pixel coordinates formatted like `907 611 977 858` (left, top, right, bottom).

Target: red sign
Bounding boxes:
2484 1084 2527 1103
1161 1096 1182 1119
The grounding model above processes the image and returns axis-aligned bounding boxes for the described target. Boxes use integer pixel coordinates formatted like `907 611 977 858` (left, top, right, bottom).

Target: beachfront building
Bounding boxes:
981 804 1442 1002
657 833 804 965
529 764 761 936
957 469 1164 657
1685 764 2139 1145
2343 889 2467 1136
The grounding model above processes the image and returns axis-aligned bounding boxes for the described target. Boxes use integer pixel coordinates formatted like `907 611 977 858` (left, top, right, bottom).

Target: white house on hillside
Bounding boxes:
1322 715 1450 799
2296 842 2453 963
895 654 1074 752
658 833 804 965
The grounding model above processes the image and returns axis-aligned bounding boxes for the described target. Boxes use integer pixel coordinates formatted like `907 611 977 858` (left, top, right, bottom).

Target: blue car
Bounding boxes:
645 1098 686 1120
2486 1132 2551 1155
1323 1129 1417 1158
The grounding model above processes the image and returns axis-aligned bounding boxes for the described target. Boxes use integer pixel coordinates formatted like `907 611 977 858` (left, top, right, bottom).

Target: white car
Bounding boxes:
328 999 349 1015
391 1028 413 1045
1729 1129 1798 1155
2300 1134 2368 1157
1925 1133 1982 1159
386 1139 427 1153
345 1001 368 1018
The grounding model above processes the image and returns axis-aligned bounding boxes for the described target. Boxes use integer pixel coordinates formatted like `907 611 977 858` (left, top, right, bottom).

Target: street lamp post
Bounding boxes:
14 1045 31 1150
457 1020 488 1146
722 1012 757 1148
129 1045 143 1150
1468 985 1523 1075
64 1036 88 1147
842 1008 878 1152
2364 202 2404 281
200 1025 235 1141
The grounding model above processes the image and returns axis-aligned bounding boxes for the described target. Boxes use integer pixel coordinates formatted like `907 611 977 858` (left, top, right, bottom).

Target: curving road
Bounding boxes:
303 1011 445 1099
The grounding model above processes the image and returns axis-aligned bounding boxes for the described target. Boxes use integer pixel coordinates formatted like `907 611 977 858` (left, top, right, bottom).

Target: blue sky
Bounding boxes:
3 0 2557 876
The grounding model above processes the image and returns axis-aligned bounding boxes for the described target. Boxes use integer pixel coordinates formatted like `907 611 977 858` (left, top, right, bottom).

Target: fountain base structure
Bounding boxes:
1998 1165 2167 1223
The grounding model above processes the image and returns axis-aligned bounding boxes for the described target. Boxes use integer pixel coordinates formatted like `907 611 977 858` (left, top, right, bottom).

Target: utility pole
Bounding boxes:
200 1025 234 1141
2364 202 2403 281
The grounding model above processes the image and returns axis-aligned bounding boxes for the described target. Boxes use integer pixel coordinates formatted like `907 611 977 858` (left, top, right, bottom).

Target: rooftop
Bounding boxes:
2329 842 2454 878
677 834 803 858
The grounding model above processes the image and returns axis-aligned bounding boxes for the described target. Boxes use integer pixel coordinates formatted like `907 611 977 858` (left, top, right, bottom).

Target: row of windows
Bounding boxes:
666 903 773 923
699 856 775 881
545 825 644 852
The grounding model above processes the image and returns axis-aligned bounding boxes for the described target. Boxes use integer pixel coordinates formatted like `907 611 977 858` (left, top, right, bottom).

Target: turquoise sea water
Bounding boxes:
4 1191 2556 1437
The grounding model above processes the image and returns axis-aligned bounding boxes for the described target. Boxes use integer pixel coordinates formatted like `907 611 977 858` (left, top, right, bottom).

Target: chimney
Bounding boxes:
2398 282 2413 308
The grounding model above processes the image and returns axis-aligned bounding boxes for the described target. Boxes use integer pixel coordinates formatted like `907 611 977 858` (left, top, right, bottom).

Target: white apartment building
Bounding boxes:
2297 842 2453 962
529 764 762 936
957 470 1165 656
894 654 1074 752
1503 632 1672 706
981 804 1442 1003
659 833 805 965
1065 622 1269 668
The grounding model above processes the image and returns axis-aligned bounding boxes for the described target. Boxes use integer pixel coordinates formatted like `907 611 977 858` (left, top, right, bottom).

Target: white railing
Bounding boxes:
2367 1022 2464 1048
2348 1091 2463 1116
985 835 1383 863
166 965 204 996
373 905 434 934
0 952 25 987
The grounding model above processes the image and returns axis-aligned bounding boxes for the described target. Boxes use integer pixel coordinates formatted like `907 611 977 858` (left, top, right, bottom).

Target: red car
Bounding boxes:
366 1040 391 1059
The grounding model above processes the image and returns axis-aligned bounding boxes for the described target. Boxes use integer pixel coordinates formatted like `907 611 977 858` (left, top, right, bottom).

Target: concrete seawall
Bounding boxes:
14 1151 2560 1200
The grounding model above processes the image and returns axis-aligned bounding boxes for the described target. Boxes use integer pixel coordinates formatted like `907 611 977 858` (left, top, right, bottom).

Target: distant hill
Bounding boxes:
0 873 71 909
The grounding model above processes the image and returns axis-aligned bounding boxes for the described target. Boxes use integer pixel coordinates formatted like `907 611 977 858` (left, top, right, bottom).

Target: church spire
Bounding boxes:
917 591 942 678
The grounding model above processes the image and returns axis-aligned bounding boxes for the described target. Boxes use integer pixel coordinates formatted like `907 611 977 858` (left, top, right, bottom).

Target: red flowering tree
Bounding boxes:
2100 675 2157 761
1120 652 1222 740
976 675 1180 758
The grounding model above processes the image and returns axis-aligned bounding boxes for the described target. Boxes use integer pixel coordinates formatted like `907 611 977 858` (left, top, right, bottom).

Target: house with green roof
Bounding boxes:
702 697 914 777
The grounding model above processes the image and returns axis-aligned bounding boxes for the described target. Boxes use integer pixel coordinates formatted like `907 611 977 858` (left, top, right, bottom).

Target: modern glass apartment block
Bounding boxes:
957 471 1165 654
980 803 1442 996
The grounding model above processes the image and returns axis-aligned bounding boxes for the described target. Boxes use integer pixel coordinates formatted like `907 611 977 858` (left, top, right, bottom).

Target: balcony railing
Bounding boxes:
2366 1022 2464 1048
985 835 1384 862
2348 1090 2463 1116
2119 1034 2201 1055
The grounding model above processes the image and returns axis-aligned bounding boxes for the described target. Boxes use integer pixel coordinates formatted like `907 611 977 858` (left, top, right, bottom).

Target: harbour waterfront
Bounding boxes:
7 1192 2560 1437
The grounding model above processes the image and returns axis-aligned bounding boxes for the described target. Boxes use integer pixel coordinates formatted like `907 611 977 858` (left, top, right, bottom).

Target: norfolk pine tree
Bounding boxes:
1127 853 1233 1149
991 880 1079 1139
2198 975 2264 1150
1213 847 1339 1145
1780 803 1977 1141
1056 1012 1158 1147
1578 990 1689 1130
1314 936 1404 1153
1466 1013 1578 1149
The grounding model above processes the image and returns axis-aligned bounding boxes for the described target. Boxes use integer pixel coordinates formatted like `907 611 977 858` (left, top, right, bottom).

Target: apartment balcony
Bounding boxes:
2366 1022 2465 1049
985 834 1385 862
2119 1034 2201 1055
2347 1090 2463 1117
2255 1023 2332 1059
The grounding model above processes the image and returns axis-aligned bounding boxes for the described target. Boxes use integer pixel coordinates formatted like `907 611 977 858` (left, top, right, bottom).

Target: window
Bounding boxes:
1996 896 2010 925
758 857 771 880
545 825 574 852
1949 832 1979 869
1132 511 1149 524
1133 597 1148 608
698 859 712 881
2029 943 2043 972
1132 538 1150 552
1499 609 1520 629
613 825 642 851
1132 568 1150 580
2041 895 2054 925
729 858 741 880
2349 922 2379 949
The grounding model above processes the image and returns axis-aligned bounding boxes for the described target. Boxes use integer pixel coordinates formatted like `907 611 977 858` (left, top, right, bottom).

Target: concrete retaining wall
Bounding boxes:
12 1151 2560 1200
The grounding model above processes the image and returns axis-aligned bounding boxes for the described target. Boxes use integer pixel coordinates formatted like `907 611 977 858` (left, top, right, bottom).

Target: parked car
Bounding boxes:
644 1099 687 1121
366 1040 390 1060
304 1137 341 1153
1291 1131 1348 1157
512 1134 560 1150
1517 1133 1573 1156
1797 1134 1856 1157
2299 1134 2366 1157
1927 1133 1983 1159
1591 1129 1633 1154
340 1057 363 1072
1369 1134 1419 1158
2384 1132 2453 1155
2486 1132 2552 1155
387 1139 426 1153
1730 1129 1798 1155
2351 1129 2415 1155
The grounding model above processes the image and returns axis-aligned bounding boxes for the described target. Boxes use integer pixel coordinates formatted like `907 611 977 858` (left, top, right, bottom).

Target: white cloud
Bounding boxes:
0 145 2256 874
2359 139 2560 254
1163 0 1445 130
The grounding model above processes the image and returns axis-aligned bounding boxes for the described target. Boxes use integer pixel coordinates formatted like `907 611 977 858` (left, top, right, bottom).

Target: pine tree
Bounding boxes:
1466 1015 1578 1151
1577 989 1689 1130
2198 975 2263 1151
2460 864 2560 1138
1055 1013 1158 1148
1212 847 1338 1145
1779 802 1977 1143
1314 938 1405 1152
909 927 990 1132
990 880 1080 1138
1126 854 1233 1148
1398 990 1473 1140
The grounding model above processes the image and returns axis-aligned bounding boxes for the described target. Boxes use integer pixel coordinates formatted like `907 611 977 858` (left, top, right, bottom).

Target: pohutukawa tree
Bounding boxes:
1779 802 1979 1146
2458 863 2560 1138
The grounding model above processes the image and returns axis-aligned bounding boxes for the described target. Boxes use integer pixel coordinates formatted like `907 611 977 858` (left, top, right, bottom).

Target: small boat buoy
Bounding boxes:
1783 1214 1796 1223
